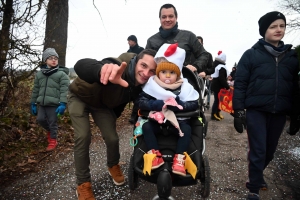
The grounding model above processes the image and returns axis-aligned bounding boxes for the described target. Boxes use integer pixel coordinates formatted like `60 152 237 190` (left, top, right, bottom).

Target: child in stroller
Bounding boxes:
128 43 211 199
138 43 199 176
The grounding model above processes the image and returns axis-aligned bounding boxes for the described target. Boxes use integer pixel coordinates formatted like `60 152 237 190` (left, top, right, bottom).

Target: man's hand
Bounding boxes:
233 110 247 133
186 65 197 72
198 72 206 78
100 62 129 87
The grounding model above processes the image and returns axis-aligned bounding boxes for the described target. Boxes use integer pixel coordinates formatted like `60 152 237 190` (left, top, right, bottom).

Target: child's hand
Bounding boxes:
55 103 66 115
31 103 37 116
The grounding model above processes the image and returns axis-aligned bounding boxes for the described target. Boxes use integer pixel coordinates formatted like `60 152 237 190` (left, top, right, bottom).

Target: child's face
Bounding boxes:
264 19 285 46
46 56 58 68
158 69 178 84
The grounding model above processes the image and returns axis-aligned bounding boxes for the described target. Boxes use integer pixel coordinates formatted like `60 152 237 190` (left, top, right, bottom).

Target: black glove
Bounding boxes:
288 115 300 135
150 100 164 111
233 110 247 133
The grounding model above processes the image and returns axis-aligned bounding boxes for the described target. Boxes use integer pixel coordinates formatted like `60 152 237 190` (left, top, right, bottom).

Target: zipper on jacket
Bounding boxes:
273 57 279 113
42 76 49 105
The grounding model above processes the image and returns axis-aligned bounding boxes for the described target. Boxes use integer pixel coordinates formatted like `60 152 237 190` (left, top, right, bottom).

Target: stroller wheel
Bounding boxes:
200 154 210 198
128 154 138 190
152 194 175 200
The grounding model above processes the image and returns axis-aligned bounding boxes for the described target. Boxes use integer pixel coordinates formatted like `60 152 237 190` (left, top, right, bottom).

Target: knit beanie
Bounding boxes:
127 35 138 43
154 43 185 77
215 51 226 64
258 11 286 37
42 48 59 62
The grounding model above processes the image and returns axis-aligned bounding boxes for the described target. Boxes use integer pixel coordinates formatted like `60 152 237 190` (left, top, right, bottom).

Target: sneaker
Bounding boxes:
46 138 57 151
147 149 164 169
108 164 125 185
172 154 186 176
76 182 95 200
211 113 221 121
246 193 260 200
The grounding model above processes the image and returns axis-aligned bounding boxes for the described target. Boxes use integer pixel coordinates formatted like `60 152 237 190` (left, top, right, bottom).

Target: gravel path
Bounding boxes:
0 107 299 200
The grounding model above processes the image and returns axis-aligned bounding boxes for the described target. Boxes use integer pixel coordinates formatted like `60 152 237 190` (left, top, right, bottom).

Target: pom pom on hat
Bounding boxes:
42 48 59 62
215 50 226 64
258 11 286 37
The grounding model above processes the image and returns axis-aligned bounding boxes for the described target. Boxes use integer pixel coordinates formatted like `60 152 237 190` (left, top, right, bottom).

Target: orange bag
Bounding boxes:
218 87 234 114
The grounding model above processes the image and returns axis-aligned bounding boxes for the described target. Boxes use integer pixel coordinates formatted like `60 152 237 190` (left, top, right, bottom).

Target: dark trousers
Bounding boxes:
211 91 220 115
246 109 286 193
36 106 58 139
142 120 191 154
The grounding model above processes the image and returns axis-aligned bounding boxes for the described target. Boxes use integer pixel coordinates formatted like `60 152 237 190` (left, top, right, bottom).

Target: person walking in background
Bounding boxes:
146 3 213 78
127 35 144 54
68 49 157 200
127 35 145 124
30 48 70 151
139 43 199 176
232 11 300 200
230 66 236 80
210 51 230 121
197 35 214 109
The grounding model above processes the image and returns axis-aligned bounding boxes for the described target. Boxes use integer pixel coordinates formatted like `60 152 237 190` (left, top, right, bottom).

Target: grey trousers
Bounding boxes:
36 106 58 139
67 92 120 185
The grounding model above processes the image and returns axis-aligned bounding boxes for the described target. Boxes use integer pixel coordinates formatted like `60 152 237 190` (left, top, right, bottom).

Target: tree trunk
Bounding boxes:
0 0 13 77
44 0 69 67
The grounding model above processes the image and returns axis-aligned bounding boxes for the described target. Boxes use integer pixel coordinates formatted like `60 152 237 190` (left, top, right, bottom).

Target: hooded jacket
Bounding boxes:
31 65 70 106
69 53 141 116
233 40 300 114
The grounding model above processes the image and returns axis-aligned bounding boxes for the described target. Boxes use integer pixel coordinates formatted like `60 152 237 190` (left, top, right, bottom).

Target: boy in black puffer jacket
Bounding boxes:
232 11 300 200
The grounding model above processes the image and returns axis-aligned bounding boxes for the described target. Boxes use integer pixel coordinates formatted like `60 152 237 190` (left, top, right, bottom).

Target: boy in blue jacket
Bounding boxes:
232 12 300 200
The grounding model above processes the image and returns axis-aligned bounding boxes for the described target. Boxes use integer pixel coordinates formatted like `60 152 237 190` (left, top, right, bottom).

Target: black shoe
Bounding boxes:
246 193 260 200
260 179 268 190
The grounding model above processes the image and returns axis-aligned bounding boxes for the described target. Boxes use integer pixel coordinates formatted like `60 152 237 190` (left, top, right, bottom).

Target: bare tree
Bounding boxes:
0 0 47 115
44 0 68 66
277 0 300 32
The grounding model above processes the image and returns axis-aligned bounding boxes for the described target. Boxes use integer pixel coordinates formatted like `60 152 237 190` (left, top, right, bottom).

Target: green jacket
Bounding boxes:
69 53 141 113
31 65 70 106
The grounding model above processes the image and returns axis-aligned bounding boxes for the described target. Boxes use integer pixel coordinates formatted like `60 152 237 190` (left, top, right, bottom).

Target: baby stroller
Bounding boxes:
128 67 211 199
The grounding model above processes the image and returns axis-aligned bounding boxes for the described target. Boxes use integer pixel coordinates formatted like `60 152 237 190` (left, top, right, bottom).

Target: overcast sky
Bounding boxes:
66 0 300 70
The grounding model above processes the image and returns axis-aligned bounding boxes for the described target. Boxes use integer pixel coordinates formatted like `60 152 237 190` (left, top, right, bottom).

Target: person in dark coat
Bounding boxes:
145 4 213 78
229 66 236 80
210 51 230 121
127 35 144 54
232 11 300 200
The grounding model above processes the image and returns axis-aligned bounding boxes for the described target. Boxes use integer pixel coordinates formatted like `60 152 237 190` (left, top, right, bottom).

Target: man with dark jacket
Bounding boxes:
127 35 144 54
68 49 157 200
146 4 213 77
